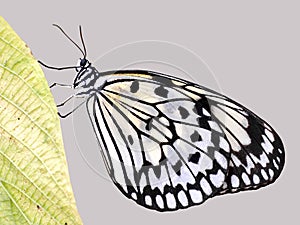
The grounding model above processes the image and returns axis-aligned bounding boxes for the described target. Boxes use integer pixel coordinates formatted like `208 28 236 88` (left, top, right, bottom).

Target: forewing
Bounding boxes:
87 72 231 211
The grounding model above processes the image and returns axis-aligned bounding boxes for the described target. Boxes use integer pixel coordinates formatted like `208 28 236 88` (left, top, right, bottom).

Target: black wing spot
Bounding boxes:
128 135 134 145
188 152 201 164
207 146 216 159
154 85 168 98
197 117 211 130
130 80 139 93
145 118 154 131
172 161 183 176
152 75 173 85
190 130 202 142
178 106 190 119
194 97 211 116
152 165 162 179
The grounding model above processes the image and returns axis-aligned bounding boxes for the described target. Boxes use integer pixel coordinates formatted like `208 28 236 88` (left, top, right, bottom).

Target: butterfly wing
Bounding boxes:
177 81 285 195
87 70 284 211
87 71 231 211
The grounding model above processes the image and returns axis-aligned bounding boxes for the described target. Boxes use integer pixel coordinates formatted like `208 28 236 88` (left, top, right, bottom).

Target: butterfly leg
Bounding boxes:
50 83 73 89
57 94 75 107
56 95 85 107
57 99 86 118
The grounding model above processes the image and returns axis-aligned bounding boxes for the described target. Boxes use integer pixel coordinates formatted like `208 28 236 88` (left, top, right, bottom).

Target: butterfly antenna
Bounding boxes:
52 24 85 57
38 60 79 70
79 25 87 58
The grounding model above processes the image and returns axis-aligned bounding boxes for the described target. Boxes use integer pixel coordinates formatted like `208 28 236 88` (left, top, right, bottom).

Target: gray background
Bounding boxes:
2 1 299 224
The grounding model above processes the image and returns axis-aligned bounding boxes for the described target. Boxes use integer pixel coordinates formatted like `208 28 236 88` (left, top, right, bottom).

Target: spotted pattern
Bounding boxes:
178 106 190 119
128 135 134 145
190 130 202 142
84 69 285 212
172 161 183 176
188 152 201 164
130 80 139 93
154 85 168 98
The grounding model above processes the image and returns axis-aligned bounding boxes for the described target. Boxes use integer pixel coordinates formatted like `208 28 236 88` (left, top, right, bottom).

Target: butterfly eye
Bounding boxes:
80 58 87 67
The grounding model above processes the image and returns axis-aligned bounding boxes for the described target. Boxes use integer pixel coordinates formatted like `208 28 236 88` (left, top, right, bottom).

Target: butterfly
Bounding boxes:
39 25 285 212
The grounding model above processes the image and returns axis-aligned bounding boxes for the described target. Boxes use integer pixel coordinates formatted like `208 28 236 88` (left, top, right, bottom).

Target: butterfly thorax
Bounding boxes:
73 59 104 96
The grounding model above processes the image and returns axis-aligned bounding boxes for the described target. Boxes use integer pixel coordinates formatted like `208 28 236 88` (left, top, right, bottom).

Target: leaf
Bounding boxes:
0 16 83 224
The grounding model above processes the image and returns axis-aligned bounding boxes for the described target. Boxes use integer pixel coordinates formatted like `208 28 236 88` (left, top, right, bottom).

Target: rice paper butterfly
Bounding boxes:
39 25 285 212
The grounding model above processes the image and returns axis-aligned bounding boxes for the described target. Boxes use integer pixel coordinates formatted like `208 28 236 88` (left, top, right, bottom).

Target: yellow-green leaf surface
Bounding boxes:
0 17 83 225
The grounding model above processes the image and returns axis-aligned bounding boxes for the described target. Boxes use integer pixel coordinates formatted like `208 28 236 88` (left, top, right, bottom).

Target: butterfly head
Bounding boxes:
38 25 101 92
78 57 89 69
73 57 95 88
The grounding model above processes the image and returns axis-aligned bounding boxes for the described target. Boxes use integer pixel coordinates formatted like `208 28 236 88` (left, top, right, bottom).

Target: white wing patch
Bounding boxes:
86 70 285 211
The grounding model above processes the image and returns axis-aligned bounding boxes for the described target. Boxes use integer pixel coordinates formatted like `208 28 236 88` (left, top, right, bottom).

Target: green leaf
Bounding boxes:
0 16 83 225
